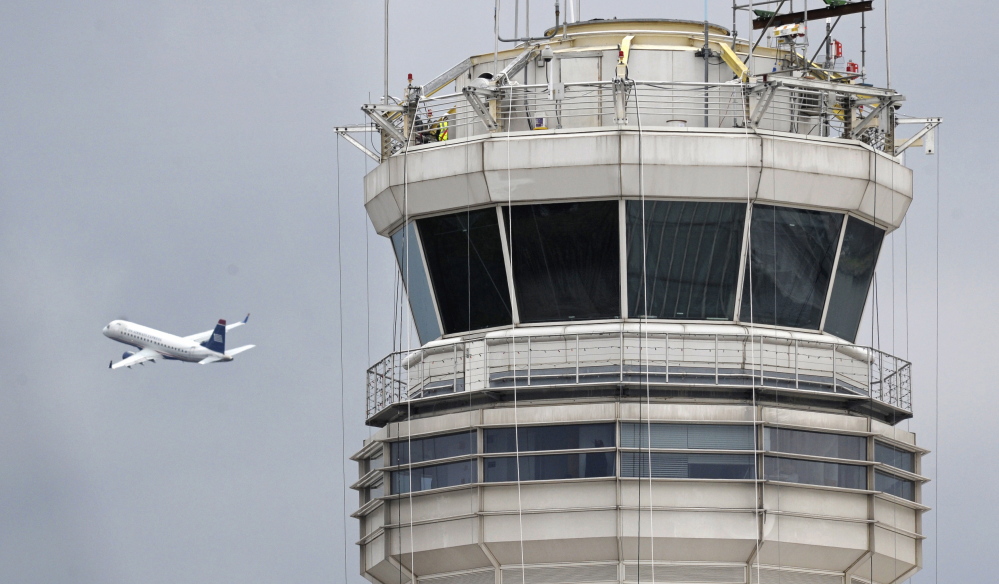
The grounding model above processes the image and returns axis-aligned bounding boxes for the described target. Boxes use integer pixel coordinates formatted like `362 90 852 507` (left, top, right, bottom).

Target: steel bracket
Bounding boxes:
849 98 894 138
750 82 777 127
894 117 942 156
334 125 380 162
361 104 406 144
462 87 500 131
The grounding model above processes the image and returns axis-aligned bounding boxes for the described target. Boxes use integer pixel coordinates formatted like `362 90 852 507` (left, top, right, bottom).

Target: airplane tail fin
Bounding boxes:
200 319 226 353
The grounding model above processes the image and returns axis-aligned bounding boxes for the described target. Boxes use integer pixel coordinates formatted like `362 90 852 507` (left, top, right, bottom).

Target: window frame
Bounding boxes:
373 419 919 501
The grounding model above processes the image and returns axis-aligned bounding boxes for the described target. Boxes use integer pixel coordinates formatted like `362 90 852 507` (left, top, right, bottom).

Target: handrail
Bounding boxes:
365 332 912 419
361 78 900 159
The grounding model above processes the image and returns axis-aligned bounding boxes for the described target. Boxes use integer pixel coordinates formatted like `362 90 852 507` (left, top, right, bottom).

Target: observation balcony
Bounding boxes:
348 18 939 176
366 327 911 425
387 78 905 155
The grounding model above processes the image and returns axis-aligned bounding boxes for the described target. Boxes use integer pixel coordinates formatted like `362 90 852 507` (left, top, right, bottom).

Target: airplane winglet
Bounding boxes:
109 360 112 369
242 313 250 324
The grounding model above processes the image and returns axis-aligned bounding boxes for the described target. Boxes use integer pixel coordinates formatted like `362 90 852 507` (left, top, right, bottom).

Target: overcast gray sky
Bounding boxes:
0 1 992 582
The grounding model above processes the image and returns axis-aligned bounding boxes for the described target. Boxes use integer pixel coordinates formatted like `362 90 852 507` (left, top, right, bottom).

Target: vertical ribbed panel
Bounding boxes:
624 563 745 583
749 566 843 584
502 563 618 584
420 568 495 584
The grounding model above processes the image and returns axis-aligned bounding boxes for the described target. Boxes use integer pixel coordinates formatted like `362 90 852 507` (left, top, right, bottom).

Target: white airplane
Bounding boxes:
103 314 255 369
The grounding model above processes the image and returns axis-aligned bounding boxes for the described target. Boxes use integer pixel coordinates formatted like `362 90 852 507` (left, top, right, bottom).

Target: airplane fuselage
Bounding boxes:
103 320 229 364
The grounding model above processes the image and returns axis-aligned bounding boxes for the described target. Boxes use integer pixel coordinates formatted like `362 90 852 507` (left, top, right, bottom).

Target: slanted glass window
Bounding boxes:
418 209 512 334
621 452 755 479
483 423 615 453
765 427 866 461
741 205 843 329
391 460 476 494
484 452 615 482
504 201 620 322
391 223 441 343
875 442 916 473
626 201 745 320
621 423 755 450
764 456 866 489
875 470 915 501
824 217 884 342
390 431 475 466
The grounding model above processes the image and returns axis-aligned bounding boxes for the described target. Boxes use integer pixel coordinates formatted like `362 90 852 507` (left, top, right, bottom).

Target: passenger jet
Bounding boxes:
103 315 255 369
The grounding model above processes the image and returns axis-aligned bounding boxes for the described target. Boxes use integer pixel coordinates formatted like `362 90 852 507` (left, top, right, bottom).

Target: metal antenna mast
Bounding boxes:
383 0 389 105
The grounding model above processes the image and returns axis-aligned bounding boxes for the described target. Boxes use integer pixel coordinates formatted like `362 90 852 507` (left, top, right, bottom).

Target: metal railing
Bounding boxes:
369 79 898 156
366 332 912 418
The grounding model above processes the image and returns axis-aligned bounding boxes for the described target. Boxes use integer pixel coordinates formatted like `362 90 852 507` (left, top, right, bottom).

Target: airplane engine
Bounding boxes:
122 351 134 360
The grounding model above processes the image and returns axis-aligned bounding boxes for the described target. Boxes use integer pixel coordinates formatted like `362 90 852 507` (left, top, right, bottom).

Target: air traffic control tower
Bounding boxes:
342 13 938 584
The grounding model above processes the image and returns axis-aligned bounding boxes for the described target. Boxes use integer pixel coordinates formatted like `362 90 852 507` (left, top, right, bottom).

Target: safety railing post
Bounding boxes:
665 333 670 384
832 344 837 392
575 334 580 384
759 337 764 386
453 343 458 392
420 348 426 399
620 329 624 383
715 334 719 385
794 339 799 389
527 336 532 386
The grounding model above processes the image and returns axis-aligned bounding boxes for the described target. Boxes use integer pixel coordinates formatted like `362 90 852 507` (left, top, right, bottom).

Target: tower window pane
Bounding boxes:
741 205 843 329
484 423 615 453
620 423 755 450
626 201 745 320
875 470 915 501
875 441 916 473
764 456 866 489
621 452 755 479
391 460 476 494
390 431 475 466
391 223 441 343
504 201 620 323
824 216 884 342
418 209 512 334
764 427 867 461
484 453 615 482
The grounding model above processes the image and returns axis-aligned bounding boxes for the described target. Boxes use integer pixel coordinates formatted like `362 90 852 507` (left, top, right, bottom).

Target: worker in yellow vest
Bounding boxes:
433 108 455 142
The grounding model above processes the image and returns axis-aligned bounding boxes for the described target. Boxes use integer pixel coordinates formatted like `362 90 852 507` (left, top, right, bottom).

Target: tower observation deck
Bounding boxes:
344 16 935 584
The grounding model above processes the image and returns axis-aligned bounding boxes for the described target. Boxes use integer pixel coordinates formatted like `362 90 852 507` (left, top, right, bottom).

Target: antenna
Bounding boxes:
383 0 389 105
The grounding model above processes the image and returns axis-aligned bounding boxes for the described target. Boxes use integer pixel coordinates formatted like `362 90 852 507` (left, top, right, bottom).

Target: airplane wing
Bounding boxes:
109 348 160 370
185 313 250 343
